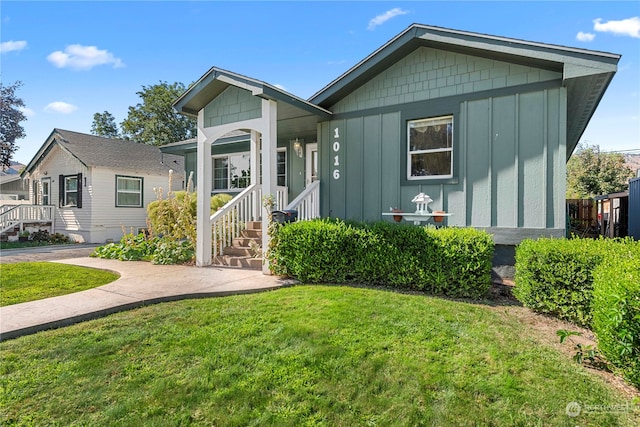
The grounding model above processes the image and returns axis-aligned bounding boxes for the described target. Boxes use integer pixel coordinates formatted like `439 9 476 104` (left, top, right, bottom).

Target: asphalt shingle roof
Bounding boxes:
26 129 184 176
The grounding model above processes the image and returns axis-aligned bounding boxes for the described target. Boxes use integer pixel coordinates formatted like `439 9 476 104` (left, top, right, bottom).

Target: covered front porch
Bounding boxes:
173 67 331 272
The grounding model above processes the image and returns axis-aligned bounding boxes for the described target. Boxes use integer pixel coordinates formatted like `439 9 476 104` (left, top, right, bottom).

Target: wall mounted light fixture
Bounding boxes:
292 138 304 158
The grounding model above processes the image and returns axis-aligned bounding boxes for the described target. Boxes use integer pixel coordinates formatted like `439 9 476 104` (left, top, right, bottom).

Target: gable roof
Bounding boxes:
22 129 183 177
173 67 331 121
309 23 620 157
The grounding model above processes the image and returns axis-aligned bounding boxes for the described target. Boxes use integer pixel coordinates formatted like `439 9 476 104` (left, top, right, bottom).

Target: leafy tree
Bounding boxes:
0 81 27 168
567 143 634 198
91 111 120 138
121 81 195 146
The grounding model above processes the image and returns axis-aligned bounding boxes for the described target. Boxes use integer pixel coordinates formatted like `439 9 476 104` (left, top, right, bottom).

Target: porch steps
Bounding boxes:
213 221 263 270
0 222 51 242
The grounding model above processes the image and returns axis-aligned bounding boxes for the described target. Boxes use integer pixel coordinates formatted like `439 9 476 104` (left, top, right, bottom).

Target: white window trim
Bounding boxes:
407 115 454 180
116 175 143 208
276 147 287 188
41 177 51 206
64 175 79 207
212 151 252 192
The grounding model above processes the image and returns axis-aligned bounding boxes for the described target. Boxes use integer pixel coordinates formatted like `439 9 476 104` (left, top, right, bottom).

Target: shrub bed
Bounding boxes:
513 237 640 388
269 219 494 299
91 233 194 265
592 244 640 388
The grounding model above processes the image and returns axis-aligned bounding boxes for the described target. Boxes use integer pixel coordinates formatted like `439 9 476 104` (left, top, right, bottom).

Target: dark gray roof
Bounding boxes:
22 129 184 176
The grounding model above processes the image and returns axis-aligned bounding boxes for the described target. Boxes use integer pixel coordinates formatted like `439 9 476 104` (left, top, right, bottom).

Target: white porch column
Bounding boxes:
196 111 213 267
261 99 277 274
250 130 260 220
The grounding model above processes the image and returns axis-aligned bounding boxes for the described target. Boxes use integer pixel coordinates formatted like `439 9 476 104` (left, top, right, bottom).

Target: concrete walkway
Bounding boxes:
0 257 291 341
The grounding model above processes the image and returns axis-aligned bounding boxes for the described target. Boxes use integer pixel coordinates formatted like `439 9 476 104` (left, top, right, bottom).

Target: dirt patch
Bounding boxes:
485 282 640 401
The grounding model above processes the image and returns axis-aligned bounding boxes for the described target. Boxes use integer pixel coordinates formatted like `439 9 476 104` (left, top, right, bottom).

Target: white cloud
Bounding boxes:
47 44 124 70
273 83 287 91
593 17 640 38
367 8 409 31
1 40 27 53
576 32 595 42
44 102 78 114
18 106 35 117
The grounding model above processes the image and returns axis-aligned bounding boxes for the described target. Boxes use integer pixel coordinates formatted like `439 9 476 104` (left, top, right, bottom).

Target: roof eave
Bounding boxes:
174 66 331 121
309 23 620 109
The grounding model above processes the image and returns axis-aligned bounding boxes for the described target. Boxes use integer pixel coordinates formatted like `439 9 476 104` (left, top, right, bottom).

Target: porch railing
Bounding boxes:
286 180 320 220
211 185 261 258
0 205 55 235
210 185 288 257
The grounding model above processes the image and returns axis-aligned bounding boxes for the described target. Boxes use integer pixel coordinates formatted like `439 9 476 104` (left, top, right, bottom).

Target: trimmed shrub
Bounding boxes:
512 238 606 326
269 219 494 299
592 243 640 388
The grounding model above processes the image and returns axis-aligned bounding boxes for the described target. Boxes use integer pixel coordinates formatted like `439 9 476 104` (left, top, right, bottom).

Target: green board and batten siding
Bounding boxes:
319 46 566 243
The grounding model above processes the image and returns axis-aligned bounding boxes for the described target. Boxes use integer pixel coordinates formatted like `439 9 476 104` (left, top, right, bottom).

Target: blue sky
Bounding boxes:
2 1 639 164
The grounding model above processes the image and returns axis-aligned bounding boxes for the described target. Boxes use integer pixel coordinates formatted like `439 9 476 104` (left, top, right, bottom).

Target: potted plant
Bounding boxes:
18 230 30 242
433 211 446 223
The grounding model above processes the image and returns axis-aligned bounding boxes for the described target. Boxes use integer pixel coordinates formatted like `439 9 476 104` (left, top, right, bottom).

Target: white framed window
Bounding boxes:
116 175 143 207
60 174 80 207
407 115 453 180
276 148 287 187
212 152 251 191
41 177 51 205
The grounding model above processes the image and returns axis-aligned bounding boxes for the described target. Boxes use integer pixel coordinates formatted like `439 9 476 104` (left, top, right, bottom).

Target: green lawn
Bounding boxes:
1 286 637 426
0 262 119 306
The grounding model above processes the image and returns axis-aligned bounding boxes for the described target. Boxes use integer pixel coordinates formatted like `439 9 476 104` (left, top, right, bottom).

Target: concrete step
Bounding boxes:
246 221 262 230
213 255 262 269
241 229 261 239
234 237 260 247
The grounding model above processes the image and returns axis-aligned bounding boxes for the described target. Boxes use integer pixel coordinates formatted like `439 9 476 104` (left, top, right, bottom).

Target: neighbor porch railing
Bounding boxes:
286 180 320 220
0 205 55 234
210 185 288 257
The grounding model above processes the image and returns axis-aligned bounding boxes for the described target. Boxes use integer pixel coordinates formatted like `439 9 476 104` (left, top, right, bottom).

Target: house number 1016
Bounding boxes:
333 128 341 180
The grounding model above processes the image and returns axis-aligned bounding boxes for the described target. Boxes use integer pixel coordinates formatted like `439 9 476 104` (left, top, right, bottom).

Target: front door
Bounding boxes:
41 178 51 205
305 143 318 186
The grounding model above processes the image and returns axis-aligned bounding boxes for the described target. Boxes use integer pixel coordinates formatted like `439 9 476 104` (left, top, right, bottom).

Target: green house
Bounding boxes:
168 24 619 272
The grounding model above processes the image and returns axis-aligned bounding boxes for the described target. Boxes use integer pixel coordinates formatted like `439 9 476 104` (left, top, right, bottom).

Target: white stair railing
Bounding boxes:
286 180 320 220
0 205 55 234
210 185 290 258
211 185 262 258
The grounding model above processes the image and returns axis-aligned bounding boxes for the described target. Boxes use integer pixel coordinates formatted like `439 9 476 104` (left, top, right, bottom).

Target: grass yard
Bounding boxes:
0 262 119 306
1 285 638 426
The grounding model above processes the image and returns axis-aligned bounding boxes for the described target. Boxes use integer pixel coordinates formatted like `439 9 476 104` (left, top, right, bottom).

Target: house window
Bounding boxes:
64 175 79 206
212 152 251 191
58 173 82 207
277 149 287 187
41 178 51 205
407 115 453 179
116 175 143 207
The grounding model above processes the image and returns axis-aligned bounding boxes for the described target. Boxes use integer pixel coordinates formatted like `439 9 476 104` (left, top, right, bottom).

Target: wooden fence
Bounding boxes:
566 199 598 237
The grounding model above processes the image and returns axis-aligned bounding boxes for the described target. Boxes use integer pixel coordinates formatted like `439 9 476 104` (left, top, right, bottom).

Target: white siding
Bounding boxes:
25 145 91 242
24 145 183 243
88 167 182 243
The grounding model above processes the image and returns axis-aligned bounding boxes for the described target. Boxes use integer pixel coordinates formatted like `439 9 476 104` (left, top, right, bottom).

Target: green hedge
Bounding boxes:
512 238 606 326
592 245 640 388
513 237 640 388
269 219 494 299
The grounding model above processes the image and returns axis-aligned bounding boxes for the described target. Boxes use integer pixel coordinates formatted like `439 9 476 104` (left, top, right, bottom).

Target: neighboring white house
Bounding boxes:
19 129 184 243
